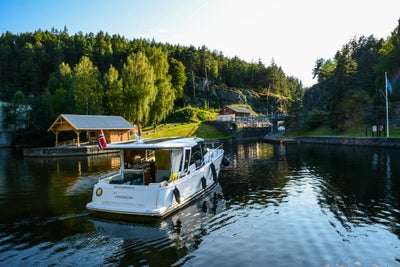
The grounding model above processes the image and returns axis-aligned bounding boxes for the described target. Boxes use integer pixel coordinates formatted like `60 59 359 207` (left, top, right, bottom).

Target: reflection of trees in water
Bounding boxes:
220 141 290 208
0 152 121 223
293 144 400 237
24 152 121 176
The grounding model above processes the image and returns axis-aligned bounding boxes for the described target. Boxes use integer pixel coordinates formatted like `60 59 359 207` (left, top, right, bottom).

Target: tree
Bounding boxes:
375 26 400 92
121 51 156 124
52 88 73 115
169 58 187 101
28 89 55 146
103 65 123 115
71 56 103 115
29 89 53 132
326 46 357 131
146 46 175 124
47 62 72 93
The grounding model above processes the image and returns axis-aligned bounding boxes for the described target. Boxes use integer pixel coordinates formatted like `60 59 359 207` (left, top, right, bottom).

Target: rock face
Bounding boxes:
191 84 283 114
303 84 325 114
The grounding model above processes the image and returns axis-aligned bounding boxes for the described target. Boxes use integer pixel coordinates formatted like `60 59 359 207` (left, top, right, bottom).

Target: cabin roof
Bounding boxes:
48 114 134 132
226 105 252 113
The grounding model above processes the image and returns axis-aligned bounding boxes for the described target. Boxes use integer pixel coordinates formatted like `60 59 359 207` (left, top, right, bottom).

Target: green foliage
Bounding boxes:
121 51 156 124
169 58 186 100
103 65 123 115
165 107 216 123
1 21 400 145
146 46 175 123
375 25 400 92
306 109 328 130
71 56 103 115
309 33 398 133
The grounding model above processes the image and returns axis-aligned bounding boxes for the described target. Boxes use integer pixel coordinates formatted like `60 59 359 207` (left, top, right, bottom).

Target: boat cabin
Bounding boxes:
109 138 208 186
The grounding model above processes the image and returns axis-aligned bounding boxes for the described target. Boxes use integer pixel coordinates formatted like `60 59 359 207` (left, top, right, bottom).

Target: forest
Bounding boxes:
306 22 400 132
0 27 302 145
0 20 399 145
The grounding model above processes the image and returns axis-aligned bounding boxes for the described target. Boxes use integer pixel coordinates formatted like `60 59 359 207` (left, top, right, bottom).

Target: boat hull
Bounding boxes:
86 152 223 218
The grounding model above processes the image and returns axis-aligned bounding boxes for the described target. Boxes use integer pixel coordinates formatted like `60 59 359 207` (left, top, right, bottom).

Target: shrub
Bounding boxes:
306 109 328 130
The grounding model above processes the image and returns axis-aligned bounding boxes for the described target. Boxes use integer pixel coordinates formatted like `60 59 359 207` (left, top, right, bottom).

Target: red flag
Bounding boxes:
98 129 107 150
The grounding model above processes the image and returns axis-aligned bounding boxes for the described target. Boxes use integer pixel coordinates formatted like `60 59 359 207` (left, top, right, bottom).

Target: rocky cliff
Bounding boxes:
188 84 284 114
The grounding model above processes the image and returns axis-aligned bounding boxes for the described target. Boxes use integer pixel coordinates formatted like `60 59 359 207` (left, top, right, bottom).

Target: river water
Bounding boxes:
0 141 399 267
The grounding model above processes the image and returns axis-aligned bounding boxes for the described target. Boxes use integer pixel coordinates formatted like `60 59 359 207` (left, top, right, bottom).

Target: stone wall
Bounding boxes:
297 136 400 148
206 121 271 141
234 127 270 141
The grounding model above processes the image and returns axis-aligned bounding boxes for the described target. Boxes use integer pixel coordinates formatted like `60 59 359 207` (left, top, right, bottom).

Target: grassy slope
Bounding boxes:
142 122 230 139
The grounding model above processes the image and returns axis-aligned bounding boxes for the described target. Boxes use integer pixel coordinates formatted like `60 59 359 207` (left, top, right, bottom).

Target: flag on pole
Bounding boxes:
98 129 107 150
386 74 392 94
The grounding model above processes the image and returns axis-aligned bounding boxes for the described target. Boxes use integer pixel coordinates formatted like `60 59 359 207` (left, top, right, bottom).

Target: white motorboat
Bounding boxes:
86 137 228 218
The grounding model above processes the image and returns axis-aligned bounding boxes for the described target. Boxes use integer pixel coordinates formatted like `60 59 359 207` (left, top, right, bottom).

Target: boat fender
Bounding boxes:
210 163 217 182
201 176 207 190
222 156 230 166
173 187 181 204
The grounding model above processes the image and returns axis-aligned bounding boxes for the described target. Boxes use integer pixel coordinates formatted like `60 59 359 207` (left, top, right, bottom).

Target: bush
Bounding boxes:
165 107 216 123
306 109 328 130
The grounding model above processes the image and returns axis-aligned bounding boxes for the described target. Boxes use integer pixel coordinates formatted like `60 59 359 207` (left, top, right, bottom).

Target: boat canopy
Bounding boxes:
106 137 204 150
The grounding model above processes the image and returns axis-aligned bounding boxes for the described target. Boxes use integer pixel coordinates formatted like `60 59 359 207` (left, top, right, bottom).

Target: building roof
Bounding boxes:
226 105 253 114
48 114 134 132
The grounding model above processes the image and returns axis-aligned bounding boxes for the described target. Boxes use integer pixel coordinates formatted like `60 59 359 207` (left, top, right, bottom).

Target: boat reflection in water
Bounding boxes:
89 184 225 266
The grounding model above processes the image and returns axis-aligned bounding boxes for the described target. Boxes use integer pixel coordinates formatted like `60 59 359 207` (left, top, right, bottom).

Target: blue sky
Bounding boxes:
1 0 399 86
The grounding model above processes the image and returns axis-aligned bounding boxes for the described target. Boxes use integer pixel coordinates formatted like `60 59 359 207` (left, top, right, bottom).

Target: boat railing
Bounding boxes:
203 141 223 150
203 142 223 162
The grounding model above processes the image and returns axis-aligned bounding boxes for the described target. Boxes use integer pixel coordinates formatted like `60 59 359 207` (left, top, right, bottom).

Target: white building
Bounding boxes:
0 101 30 147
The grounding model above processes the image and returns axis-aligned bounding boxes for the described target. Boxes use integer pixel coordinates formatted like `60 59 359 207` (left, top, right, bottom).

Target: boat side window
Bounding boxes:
190 144 203 168
183 148 191 173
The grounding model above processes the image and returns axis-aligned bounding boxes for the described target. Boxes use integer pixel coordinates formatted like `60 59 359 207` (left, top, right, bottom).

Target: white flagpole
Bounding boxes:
385 72 389 137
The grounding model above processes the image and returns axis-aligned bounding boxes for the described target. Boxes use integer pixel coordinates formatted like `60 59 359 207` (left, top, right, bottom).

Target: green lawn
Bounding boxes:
142 122 230 139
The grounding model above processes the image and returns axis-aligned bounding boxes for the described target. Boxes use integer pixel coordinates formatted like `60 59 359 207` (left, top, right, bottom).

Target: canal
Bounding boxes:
0 141 399 266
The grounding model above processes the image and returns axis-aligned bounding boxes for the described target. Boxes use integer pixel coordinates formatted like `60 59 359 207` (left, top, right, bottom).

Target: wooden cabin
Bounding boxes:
48 114 135 146
217 105 253 122
218 105 253 117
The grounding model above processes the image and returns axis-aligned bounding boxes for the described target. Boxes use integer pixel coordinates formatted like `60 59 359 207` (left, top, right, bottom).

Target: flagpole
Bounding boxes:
385 72 389 137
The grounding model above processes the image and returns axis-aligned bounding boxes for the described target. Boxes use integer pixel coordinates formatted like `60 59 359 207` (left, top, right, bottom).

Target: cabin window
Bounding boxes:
171 150 183 174
183 148 191 173
155 150 171 182
190 144 203 167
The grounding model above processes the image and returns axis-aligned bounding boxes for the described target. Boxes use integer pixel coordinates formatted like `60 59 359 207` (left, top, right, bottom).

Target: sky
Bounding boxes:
1 0 399 87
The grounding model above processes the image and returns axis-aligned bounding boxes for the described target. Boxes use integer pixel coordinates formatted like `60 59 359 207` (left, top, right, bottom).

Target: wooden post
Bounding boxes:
75 130 81 147
55 130 59 146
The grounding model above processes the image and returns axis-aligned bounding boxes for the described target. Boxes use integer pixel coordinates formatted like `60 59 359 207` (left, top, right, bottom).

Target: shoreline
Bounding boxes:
23 145 119 157
265 136 400 148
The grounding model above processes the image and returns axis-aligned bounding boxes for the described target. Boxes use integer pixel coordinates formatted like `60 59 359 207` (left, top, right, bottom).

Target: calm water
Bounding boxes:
0 142 399 267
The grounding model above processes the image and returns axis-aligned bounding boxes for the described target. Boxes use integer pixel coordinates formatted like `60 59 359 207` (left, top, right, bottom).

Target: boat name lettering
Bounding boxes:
113 185 135 189
115 195 134 200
